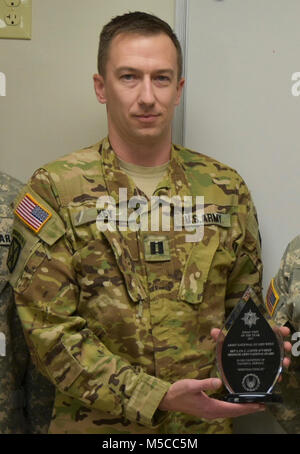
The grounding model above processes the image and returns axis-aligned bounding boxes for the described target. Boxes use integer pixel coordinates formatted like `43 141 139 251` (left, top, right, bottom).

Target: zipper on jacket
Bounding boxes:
137 300 143 319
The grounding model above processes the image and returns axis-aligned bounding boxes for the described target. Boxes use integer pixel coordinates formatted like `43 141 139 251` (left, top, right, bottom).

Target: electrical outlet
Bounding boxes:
4 11 20 25
0 0 31 39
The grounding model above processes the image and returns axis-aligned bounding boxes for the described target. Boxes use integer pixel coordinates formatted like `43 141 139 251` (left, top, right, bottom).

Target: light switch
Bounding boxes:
0 0 31 40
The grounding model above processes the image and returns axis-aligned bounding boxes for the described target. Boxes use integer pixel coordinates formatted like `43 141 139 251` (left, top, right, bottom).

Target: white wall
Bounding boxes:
184 0 300 297
1 0 174 181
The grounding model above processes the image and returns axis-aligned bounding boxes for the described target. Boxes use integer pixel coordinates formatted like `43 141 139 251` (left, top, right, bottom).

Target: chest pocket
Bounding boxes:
177 207 234 304
0 209 13 293
69 204 146 304
178 227 220 304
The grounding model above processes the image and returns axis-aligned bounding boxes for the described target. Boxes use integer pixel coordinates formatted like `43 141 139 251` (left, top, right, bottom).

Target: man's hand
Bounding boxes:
158 326 292 420
158 377 265 419
276 325 292 370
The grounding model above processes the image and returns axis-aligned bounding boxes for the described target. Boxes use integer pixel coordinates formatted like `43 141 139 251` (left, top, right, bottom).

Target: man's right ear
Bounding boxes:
93 74 107 104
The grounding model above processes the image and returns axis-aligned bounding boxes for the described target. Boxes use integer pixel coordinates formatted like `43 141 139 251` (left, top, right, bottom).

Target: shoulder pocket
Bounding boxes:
290 267 300 295
9 188 66 289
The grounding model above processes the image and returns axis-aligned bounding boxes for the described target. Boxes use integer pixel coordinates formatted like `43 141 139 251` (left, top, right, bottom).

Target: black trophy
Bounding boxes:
216 287 283 403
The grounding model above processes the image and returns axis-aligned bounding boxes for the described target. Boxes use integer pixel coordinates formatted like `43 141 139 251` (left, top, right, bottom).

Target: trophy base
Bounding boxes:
223 393 282 403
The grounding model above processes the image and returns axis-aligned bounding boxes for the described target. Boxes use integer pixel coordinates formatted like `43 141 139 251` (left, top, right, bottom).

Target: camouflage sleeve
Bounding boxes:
10 170 170 429
23 358 55 434
266 236 300 434
270 236 300 329
0 173 53 434
0 285 54 434
0 284 28 434
225 178 263 314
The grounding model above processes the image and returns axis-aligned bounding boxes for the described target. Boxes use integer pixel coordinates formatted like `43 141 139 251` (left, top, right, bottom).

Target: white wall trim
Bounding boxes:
172 0 188 146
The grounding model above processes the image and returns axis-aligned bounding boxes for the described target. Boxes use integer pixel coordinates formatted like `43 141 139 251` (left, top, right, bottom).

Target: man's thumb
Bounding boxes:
199 378 222 392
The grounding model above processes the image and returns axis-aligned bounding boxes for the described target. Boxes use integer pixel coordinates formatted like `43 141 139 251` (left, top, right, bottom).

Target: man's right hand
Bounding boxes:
158 378 265 419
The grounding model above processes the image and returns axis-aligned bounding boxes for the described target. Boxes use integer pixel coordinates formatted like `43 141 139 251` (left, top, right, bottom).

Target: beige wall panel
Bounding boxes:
184 0 300 297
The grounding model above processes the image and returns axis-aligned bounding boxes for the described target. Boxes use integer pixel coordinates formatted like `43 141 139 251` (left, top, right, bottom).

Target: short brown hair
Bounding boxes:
98 11 183 80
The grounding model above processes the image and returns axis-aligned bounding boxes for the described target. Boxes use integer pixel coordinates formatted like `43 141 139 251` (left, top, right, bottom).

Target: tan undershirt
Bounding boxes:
117 157 169 200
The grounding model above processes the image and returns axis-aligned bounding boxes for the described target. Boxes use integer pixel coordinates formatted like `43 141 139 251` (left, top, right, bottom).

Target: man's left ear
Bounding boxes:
175 78 185 106
93 74 107 104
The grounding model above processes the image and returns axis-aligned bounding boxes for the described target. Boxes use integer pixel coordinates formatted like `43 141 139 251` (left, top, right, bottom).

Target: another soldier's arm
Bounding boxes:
0 285 28 434
266 237 300 434
0 175 28 434
10 171 170 429
268 236 300 329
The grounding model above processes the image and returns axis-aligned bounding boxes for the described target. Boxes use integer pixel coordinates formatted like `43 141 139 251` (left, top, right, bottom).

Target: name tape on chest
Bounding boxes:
15 193 52 234
75 207 231 229
183 212 231 228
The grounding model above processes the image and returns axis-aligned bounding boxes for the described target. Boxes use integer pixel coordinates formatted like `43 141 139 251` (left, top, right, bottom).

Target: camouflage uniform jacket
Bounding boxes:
9 137 262 434
0 172 54 433
266 235 300 434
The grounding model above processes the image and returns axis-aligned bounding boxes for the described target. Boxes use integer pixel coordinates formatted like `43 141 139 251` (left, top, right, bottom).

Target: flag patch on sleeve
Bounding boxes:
15 193 52 234
266 278 280 317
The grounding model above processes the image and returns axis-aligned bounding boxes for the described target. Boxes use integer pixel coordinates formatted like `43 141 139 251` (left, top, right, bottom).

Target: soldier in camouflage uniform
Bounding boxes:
9 12 275 434
266 236 300 434
0 172 55 433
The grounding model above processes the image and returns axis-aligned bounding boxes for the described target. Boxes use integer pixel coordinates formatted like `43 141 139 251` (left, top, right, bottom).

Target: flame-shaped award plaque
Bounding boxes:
216 287 284 403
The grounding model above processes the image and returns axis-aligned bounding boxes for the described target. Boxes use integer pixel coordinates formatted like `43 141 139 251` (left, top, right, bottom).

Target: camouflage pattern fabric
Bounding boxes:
0 172 55 433
266 236 300 434
9 137 262 434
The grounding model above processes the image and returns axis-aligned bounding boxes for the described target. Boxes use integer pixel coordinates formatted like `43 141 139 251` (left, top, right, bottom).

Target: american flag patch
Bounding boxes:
15 193 52 234
266 278 279 316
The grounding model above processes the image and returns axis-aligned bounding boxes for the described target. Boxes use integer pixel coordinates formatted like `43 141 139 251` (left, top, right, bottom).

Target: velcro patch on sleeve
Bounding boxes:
266 278 280 317
15 192 52 234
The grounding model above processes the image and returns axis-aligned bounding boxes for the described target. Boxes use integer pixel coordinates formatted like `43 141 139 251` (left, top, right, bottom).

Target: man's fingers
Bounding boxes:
279 326 290 337
195 378 222 392
210 328 221 341
284 340 292 353
206 400 266 419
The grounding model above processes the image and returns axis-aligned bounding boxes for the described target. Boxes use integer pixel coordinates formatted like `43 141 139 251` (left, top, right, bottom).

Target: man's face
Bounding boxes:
94 32 184 145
